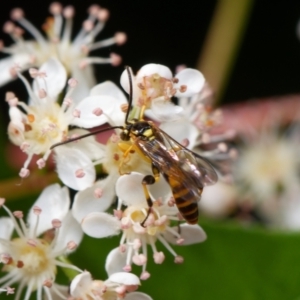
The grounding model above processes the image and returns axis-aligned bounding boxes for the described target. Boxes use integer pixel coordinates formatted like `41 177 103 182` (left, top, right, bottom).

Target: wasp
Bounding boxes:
51 66 218 224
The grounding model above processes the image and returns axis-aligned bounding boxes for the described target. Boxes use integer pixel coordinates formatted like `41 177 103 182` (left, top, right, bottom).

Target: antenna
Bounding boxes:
124 65 133 124
50 126 123 150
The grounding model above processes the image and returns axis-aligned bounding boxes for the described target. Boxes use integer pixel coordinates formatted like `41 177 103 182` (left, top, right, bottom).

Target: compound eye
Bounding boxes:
120 131 130 141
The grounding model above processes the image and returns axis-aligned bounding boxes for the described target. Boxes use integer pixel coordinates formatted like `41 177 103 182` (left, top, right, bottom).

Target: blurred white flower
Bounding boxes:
0 184 83 299
77 172 207 280
0 3 126 100
69 271 152 300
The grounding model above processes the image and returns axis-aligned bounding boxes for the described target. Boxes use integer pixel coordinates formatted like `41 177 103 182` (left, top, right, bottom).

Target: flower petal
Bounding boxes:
70 65 96 104
27 184 70 237
0 54 30 86
32 58 67 100
116 172 148 207
55 146 96 191
81 212 120 238
150 99 184 122
72 175 116 223
52 212 84 253
137 64 172 80
0 217 14 241
108 272 140 286
160 120 199 149
175 69 205 97
105 247 127 276
163 223 207 245
70 271 92 297
71 95 118 128
125 292 153 300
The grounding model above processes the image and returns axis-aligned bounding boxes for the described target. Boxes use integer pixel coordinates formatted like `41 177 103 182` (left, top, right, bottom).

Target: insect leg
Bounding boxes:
140 164 160 227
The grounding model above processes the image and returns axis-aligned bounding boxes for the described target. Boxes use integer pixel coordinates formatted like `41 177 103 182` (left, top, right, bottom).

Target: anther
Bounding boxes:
119 244 126 253
10 8 24 21
63 6 75 18
67 241 77 250
110 53 122 66
1 253 12 264
114 209 123 219
133 238 142 250
83 20 94 32
63 97 72 106
27 239 37 247
132 254 147 266
17 260 24 268
174 255 184 264
98 9 110 22
75 169 85 178
0 198 5 207
115 285 126 295
37 158 46 169
88 4 101 16
179 85 187 93
176 238 184 245
38 89 47 99
92 107 103 116
52 219 62 228
43 278 53 288
94 187 103 198
172 77 179 83
33 206 42 215
120 103 129 113
3 21 15 34
153 251 165 264
5 92 18 106
68 78 78 87
73 109 81 118
19 168 30 178
114 32 127 45
218 142 228 152
5 287 15 295
181 138 189 147
49 2 62 15
123 265 131 272
140 271 150 280
13 211 24 219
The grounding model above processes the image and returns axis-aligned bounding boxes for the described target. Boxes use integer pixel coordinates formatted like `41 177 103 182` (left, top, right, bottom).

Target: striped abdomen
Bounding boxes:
166 175 203 225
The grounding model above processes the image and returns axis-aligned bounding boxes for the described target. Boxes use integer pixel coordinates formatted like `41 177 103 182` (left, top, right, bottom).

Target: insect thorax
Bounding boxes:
121 120 155 142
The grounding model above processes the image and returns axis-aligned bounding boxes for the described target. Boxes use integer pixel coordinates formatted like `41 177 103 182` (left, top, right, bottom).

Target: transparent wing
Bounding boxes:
136 125 218 186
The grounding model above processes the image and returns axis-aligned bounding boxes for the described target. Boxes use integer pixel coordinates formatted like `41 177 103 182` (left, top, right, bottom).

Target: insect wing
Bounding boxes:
153 126 218 186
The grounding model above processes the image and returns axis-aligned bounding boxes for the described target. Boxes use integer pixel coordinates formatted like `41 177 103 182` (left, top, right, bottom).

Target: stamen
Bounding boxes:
153 251 165 264
73 109 81 118
92 107 103 116
123 265 132 272
52 219 62 229
114 210 123 219
67 241 77 251
19 168 30 178
94 187 103 198
36 158 46 169
174 255 184 264
43 278 53 288
75 169 85 178
140 271 150 280
13 211 24 219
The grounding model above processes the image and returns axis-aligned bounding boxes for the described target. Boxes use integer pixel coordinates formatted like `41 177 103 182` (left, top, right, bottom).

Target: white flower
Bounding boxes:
0 184 84 300
69 271 152 300
120 63 205 120
78 172 207 280
7 59 125 190
0 3 126 100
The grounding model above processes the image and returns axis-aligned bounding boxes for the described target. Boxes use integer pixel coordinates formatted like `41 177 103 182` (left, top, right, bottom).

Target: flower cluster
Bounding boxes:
0 3 227 299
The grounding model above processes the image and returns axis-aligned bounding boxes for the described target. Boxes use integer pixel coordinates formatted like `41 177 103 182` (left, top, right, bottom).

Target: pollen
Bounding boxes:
10 237 56 277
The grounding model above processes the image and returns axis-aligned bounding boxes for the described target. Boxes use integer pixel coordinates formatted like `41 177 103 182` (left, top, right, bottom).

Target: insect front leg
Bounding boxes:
140 163 160 227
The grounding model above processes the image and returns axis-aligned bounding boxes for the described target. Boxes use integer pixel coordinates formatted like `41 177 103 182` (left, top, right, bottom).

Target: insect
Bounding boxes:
51 66 218 224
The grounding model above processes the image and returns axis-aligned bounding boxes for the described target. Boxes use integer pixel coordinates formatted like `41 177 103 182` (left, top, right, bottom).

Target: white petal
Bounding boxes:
72 175 116 223
150 99 184 122
52 212 84 253
108 272 140 285
0 54 30 86
81 212 120 238
0 217 14 240
71 95 118 128
65 128 106 161
116 172 147 207
105 247 127 276
148 174 173 203
33 58 67 99
55 147 96 191
125 292 153 300
160 120 199 149
137 64 172 80
70 271 93 296
70 65 96 104
163 223 207 245
175 69 205 97
27 184 70 237
90 81 127 104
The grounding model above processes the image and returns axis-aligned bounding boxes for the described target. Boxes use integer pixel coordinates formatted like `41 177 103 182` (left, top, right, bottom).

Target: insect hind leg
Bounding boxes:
140 164 160 227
